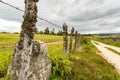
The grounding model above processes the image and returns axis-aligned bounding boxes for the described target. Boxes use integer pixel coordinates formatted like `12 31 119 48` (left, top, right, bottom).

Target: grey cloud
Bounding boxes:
98 18 120 28
0 0 120 34
86 0 104 5
0 1 24 22
105 7 120 17
68 7 120 22
99 22 110 26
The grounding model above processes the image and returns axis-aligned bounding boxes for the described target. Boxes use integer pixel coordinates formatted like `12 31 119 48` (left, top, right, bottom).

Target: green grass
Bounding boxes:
0 35 120 80
94 42 100 45
96 39 120 47
0 34 19 47
0 48 13 78
48 43 63 57
0 33 63 47
106 47 120 55
35 34 63 43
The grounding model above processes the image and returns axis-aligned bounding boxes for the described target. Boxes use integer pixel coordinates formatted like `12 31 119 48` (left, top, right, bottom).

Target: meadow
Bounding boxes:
94 34 120 47
0 33 120 80
0 33 63 48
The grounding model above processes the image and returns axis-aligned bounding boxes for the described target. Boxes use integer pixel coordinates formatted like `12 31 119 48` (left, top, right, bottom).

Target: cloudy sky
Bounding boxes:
0 0 120 34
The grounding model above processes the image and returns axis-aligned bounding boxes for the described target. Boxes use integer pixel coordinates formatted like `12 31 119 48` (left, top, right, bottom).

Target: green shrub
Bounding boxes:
51 56 72 77
81 37 90 44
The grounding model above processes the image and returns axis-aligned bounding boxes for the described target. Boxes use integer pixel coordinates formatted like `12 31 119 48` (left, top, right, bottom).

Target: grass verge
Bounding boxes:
96 39 120 47
106 47 120 55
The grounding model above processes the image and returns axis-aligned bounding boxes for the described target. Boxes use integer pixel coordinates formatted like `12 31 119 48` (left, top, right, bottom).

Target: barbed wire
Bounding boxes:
0 0 24 12
0 0 80 33
0 0 62 28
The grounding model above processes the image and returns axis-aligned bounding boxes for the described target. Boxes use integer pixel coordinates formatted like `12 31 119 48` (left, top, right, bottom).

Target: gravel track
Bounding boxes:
92 40 120 74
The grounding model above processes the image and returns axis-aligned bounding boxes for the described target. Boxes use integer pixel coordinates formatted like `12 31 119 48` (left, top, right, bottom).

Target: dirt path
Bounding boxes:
0 41 63 49
92 40 120 74
46 41 63 45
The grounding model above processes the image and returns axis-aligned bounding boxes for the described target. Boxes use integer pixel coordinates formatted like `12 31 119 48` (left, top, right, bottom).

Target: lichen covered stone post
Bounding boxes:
77 33 81 48
69 27 74 52
74 31 78 52
7 0 51 80
63 23 68 56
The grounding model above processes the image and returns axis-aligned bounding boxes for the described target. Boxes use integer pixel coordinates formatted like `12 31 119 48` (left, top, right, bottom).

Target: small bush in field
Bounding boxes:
81 37 90 44
51 56 72 77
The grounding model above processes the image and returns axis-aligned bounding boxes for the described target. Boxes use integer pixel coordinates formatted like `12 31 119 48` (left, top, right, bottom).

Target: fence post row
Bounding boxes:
69 27 74 52
63 23 68 56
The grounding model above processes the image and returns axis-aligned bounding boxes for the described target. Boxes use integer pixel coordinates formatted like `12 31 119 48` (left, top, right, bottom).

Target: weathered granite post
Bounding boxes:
69 27 74 52
63 23 68 56
74 31 78 52
7 0 51 80
77 33 81 48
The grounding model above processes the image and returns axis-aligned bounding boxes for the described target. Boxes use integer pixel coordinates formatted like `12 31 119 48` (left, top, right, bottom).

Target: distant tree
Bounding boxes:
57 30 63 36
13 32 19 34
50 28 55 35
44 27 50 34
39 31 44 34
1 32 10 34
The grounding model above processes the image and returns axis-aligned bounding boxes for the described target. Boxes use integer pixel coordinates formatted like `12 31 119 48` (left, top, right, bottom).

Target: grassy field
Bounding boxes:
0 33 63 47
93 35 120 47
0 34 120 80
96 39 120 47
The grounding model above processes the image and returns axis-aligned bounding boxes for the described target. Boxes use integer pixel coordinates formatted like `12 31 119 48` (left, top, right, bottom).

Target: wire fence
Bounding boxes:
0 0 62 29
0 0 79 32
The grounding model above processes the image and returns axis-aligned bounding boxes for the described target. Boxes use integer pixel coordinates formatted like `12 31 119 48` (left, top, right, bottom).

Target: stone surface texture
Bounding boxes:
7 0 51 80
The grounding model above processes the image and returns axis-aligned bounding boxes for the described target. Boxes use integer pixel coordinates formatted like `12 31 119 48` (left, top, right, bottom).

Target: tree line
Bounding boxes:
37 27 64 35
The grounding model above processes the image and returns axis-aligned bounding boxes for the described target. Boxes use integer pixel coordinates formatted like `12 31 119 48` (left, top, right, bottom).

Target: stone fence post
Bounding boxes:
74 31 78 52
7 0 51 80
63 23 68 56
77 33 81 48
69 27 74 52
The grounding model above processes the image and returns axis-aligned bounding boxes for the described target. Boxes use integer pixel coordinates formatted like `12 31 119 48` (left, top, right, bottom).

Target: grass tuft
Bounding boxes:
106 47 120 55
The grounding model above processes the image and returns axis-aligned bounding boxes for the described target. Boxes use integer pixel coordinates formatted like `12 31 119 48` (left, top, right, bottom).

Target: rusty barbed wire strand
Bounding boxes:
0 0 62 28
